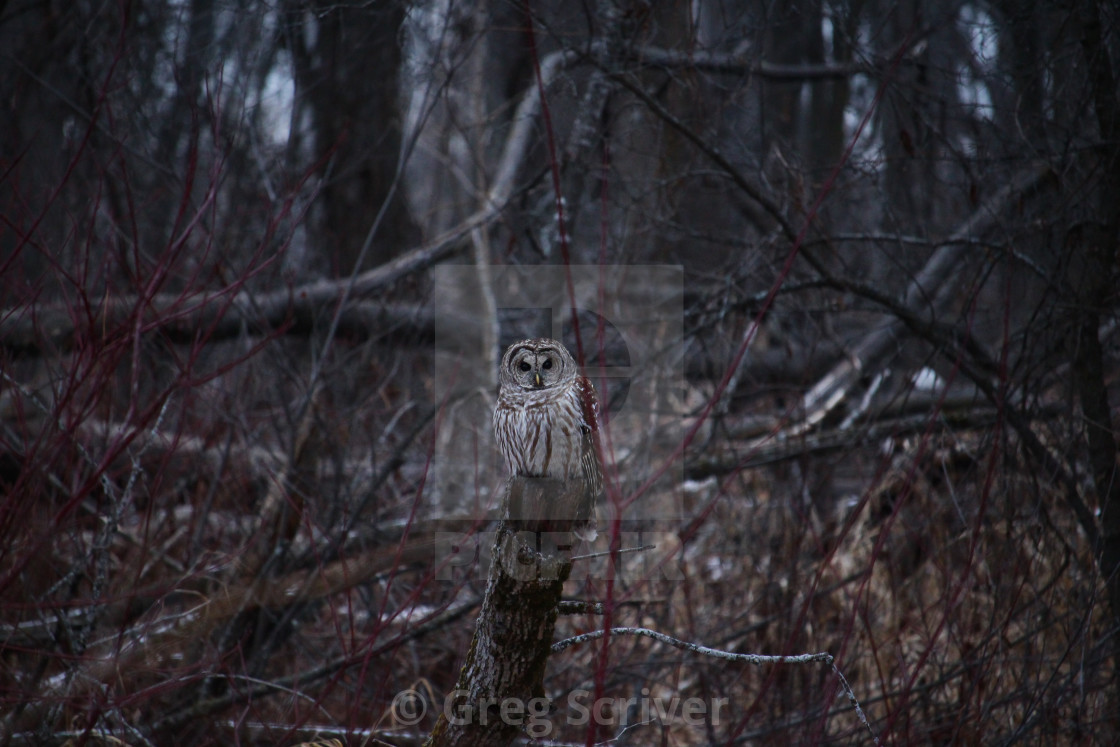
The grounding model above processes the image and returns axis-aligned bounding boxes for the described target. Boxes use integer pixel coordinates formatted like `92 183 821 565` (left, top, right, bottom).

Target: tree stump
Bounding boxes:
424 477 587 746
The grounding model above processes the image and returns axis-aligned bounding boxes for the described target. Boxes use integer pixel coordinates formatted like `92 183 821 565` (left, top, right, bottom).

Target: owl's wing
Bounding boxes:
576 376 604 498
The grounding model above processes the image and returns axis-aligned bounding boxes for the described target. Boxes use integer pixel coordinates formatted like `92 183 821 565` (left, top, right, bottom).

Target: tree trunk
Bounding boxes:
287 0 418 273
425 477 587 747
1070 0 1120 734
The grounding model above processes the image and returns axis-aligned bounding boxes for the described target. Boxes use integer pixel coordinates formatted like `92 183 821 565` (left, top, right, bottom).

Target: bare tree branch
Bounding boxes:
628 44 870 79
0 47 581 358
796 161 1056 430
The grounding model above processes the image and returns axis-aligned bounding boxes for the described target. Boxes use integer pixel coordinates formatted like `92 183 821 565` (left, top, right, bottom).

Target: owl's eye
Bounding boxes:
542 358 553 370
518 361 531 372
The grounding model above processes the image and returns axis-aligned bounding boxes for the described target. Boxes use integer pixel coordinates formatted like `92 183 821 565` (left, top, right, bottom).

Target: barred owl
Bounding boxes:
494 338 603 531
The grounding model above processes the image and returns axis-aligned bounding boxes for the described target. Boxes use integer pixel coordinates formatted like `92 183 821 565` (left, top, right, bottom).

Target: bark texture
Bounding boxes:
425 477 584 747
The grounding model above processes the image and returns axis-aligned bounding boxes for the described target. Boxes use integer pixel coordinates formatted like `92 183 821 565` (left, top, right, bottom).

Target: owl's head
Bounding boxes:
499 338 577 391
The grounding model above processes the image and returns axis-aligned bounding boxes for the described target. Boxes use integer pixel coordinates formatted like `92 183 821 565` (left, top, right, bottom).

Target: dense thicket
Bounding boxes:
1 1 1118 743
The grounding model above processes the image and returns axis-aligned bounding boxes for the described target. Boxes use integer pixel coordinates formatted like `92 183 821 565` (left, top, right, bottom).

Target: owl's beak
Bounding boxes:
533 372 542 387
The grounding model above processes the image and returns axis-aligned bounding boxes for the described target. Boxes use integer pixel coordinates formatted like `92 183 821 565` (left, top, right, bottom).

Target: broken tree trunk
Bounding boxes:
424 476 586 747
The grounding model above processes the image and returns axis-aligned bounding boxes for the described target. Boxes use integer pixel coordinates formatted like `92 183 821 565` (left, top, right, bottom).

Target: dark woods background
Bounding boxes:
1 0 1119 744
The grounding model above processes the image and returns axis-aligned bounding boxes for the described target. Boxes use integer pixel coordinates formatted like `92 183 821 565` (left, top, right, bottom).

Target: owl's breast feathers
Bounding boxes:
494 378 599 483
